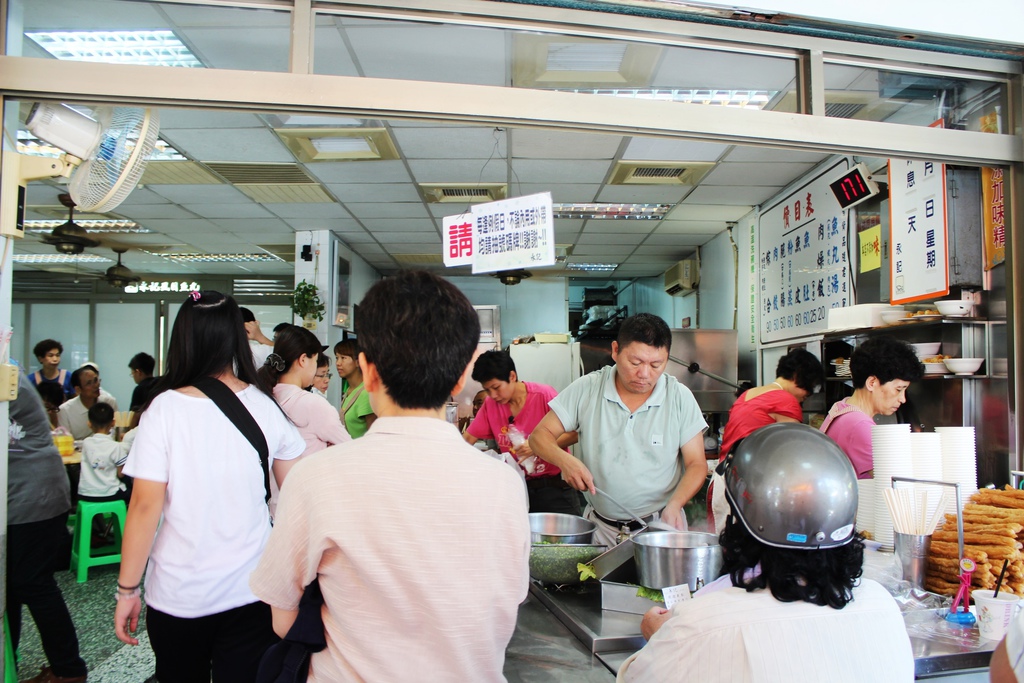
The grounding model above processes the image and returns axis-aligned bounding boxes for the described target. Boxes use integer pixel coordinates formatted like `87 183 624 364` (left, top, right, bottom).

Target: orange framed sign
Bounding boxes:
888 158 949 305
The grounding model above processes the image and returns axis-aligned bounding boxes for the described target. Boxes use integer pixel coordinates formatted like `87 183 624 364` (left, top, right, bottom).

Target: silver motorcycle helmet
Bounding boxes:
723 422 858 550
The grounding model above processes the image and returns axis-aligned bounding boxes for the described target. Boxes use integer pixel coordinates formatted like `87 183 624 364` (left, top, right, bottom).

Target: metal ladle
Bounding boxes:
594 487 677 532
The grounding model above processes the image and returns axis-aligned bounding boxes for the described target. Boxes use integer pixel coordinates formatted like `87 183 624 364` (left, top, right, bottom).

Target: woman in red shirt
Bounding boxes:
709 348 823 531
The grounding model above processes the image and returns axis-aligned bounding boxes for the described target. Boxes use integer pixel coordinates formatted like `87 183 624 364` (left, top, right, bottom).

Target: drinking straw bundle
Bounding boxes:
883 486 950 535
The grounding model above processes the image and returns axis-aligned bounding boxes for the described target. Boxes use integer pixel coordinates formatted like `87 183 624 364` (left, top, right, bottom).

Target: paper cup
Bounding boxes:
972 589 1020 640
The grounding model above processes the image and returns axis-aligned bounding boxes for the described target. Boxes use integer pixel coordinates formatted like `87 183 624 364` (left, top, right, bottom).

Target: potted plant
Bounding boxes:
290 280 325 329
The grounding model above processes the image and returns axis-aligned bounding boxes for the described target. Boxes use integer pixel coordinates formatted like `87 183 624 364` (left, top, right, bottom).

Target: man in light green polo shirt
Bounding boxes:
530 313 707 546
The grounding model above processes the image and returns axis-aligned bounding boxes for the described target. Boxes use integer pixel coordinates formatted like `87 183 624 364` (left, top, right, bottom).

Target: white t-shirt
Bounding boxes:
78 432 127 497
56 390 119 440
124 385 304 617
618 578 914 682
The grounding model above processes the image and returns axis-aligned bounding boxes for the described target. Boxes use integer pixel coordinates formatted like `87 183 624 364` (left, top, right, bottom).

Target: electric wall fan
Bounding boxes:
24 102 160 213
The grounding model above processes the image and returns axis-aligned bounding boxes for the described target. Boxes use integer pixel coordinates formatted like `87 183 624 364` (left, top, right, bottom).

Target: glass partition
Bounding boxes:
95 302 156 410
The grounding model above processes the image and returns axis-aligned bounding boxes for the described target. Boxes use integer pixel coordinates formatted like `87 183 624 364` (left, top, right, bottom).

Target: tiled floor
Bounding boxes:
14 563 613 683
14 564 155 683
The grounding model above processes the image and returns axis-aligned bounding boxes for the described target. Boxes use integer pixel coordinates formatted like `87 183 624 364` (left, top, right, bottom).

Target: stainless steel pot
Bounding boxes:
632 531 723 590
529 512 596 544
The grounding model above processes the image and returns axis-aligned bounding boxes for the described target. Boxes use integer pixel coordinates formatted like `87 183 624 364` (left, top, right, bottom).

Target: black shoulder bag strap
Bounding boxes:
193 377 272 503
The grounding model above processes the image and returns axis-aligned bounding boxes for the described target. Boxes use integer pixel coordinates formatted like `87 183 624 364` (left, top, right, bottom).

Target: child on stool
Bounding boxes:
79 403 130 541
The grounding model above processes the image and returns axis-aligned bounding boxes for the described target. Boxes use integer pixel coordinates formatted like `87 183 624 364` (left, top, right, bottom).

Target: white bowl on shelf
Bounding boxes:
880 310 909 325
923 362 948 375
911 343 941 358
943 358 984 375
935 300 972 317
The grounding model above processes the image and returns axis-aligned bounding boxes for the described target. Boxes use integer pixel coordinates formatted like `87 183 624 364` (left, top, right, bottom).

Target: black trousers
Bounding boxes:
6 513 88 679
527 477 585 516
147 600 278 683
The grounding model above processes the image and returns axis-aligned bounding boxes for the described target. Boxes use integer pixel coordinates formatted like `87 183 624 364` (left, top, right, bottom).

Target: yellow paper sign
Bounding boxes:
859 225 881 273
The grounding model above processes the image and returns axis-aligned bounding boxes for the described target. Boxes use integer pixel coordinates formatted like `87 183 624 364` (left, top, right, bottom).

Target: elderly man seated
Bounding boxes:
618 423 914 683
56 364 118 440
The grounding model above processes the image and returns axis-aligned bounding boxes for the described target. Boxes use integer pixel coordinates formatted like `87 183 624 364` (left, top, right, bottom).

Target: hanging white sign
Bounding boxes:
442 212 474 267
757 159 851 344
888 159 949 304
470 192 555 274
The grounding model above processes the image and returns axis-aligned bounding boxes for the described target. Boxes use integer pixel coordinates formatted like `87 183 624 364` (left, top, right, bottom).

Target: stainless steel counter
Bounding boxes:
526 581 998 680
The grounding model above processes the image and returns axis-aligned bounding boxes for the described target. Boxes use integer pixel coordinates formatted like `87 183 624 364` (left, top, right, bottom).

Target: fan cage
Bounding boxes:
70 107 160 213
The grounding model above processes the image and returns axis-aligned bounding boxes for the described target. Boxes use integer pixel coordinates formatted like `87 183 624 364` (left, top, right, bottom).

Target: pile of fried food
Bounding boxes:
924 487 1024 597
922 354 952 364
910 309 941 317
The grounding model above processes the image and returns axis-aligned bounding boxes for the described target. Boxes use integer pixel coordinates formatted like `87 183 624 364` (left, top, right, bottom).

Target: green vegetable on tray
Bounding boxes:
577 563 597 582
635 586 665 603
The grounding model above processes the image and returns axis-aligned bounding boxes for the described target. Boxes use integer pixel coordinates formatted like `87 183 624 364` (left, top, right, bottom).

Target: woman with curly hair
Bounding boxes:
619 424 913 682
820 336 923 479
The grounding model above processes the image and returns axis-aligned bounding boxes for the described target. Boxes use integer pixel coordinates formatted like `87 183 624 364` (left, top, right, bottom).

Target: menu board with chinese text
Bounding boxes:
758 159 851 344
887 159 949 304
470 192 555 274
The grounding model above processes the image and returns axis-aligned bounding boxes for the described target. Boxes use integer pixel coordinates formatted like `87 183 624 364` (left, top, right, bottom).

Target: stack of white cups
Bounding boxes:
936 426 978 517
910 432 945 526
872 423 914 548
856 479 875 537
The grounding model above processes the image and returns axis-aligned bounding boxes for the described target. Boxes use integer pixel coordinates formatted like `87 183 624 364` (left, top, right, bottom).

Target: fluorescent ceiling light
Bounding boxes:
14 254 112 264
555 88 777 109
547 43 627 71
565 263 618 272
552 203 672 220
268 114 366 127
26 30 203 68
25 220 151 234
311 137 373 153
18 130 185 160
153 252 283 263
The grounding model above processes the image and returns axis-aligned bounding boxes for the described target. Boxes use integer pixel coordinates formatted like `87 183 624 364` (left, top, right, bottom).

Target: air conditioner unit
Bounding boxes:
664 259 699 296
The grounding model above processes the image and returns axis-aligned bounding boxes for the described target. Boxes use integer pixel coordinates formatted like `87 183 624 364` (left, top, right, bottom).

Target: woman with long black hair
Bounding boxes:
113 291 305 683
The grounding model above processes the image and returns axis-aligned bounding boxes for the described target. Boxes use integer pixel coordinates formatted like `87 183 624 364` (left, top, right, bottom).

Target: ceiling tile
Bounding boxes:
374 232 442 244
24 0 166 30
264 203 350 219
313 25 361 77
345 203 430 219
149 184 252 204
623 138 729 162
132 218 221 234
160 109 265 130
580 218 663 233
387 243 443 254
652 46 797 91
178 27 290 71
576 231 649 246
684 186 776 205
305 160 412 185
511 160 610 184
570 245 635 256
516 184 601 203
360 218 438 233
725 147 830 163
208 218 292 233
161 129 293 163
113 188 173 206
702 162 814 186
25 184 66 205
184 204 274 219
642 233 716 246
596 186 689 203
392 127 506 160
118 204 197 219
327 184 424 203
655 220 727 234
406 159 507 184
511 130 622 160
283 216 361 231
631 245 699 257
335 232 377 245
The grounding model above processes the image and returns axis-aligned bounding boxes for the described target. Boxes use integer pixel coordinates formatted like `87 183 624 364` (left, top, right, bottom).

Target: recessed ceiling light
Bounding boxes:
311 137 373 154
152 252 283 263
26 30 203 68
25 220 152 234
552 203 671 220
555 88 777 109
13 254 112 264
547 43 627 72
565 263 618 272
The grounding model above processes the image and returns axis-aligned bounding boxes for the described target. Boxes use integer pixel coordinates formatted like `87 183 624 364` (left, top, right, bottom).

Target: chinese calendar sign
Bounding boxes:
443 212 474 267
758 159 851 344
470 192 554 274
888 159 949 304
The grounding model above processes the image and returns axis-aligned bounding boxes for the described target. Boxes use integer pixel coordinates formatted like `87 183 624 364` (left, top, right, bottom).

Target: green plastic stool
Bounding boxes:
4 612 17 683
70 499 127 583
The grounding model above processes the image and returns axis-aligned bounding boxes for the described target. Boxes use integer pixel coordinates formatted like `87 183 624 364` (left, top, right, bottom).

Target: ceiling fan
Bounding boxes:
42 193 100 254
101 248 142 289
492 269 533 286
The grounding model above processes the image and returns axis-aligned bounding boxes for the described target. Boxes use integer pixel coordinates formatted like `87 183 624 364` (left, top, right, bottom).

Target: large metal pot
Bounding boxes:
529 513 596 544
632 531 723 590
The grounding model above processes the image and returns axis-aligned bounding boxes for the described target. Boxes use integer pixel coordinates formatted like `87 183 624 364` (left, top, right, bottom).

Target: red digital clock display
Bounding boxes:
828 164 880 209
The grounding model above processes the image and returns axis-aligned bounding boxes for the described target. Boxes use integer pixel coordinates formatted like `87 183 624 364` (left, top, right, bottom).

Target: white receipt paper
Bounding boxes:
662 583 692 609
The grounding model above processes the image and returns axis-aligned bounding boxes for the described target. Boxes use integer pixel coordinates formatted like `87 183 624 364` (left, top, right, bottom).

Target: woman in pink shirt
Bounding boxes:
821 336 923 479
464 350 578 514
260 325 351 456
